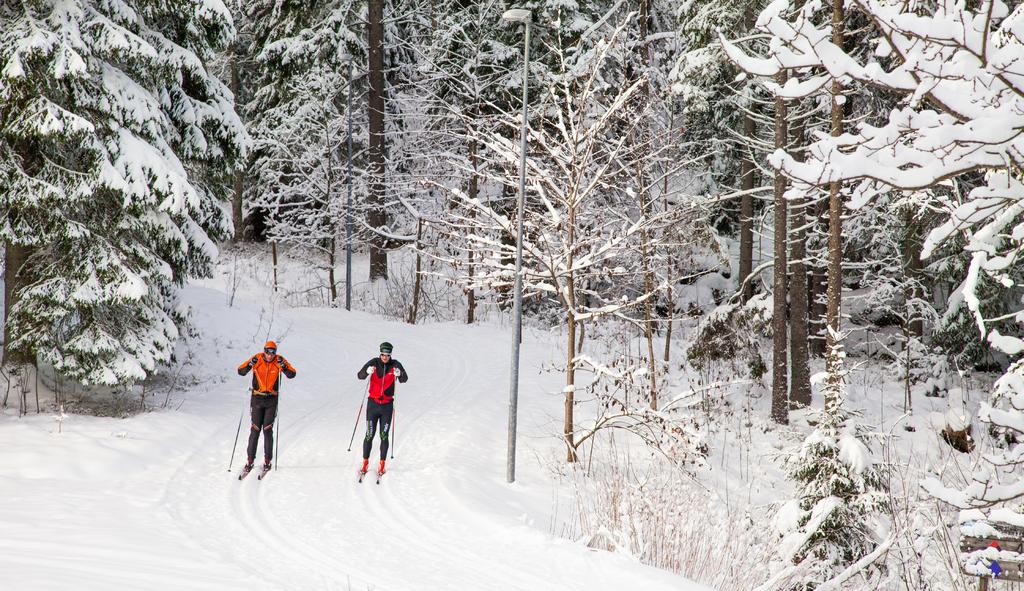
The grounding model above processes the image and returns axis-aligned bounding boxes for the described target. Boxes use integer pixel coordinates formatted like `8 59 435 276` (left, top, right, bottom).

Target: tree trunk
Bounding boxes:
367 0 388 280
825 0 845 413
328 237 338 306
565 207 578 463
230 47 245 242
739 113 756 304
664 261 674 364
409 219 424 324
663 165 674 365
271 241 279 292
499 183 516 292
326 145 338 306
638 170 657 410
789 123 811 409
3 242 31 366
636 0 658 409
566 307 577 462
738 6 757 304
904 210 924 338
467 137 478 324
641 228 658 410
809 194 828 356
771 70 790 425
577 311 586 354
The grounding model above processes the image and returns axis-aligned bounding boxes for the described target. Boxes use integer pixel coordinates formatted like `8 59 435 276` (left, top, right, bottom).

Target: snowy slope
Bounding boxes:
0 284 705 591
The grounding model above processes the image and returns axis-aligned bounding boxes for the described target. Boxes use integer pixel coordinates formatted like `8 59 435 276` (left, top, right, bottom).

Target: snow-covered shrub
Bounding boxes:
877 338 953 399
573 352 708 465
568 453 773 591
359 254 462 323
882 444 968 590
687 293 771 382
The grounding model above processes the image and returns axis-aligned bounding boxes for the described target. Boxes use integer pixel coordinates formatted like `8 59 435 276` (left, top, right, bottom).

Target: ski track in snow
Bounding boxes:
0 287 703 591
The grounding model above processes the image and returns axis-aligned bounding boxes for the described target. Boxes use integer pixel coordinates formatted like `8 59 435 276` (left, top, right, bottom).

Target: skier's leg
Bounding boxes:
362 402 380 460
246 397 266 464
262 397 278 463
378 403 394 460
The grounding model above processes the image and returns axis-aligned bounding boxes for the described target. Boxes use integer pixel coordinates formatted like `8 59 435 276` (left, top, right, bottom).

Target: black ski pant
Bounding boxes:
247 394 278 464
362 399 393 460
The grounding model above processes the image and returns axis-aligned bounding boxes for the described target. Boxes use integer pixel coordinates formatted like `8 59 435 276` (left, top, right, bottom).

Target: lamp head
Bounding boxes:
502 8 531 23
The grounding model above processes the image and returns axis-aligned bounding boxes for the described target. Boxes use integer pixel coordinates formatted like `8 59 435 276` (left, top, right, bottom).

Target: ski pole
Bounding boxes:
274 406 280 470
390 407 396 459
347 397 365 452
227 392 248 471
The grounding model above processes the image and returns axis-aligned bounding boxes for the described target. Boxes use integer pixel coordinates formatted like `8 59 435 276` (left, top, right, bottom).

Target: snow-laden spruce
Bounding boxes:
759 335 889 591
244 0 364 248
0 1 245 385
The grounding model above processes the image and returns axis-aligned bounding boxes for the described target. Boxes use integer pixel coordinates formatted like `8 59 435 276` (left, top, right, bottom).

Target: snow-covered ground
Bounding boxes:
0 281 705 590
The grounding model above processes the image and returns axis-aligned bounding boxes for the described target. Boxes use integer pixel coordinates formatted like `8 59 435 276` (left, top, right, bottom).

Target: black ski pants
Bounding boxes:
362 399 393 460
247 394 278 464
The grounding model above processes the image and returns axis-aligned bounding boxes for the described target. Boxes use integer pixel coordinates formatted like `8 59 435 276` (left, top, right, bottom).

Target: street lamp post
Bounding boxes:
503 7 531 484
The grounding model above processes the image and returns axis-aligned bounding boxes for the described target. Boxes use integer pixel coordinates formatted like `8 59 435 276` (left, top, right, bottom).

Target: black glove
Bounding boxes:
276 357 285 368
238 357 257 376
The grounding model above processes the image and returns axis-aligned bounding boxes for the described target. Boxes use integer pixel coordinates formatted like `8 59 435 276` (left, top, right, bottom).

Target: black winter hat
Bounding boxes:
379 342 394 354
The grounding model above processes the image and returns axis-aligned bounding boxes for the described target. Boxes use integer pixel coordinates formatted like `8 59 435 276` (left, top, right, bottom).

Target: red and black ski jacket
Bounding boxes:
357 358 407 404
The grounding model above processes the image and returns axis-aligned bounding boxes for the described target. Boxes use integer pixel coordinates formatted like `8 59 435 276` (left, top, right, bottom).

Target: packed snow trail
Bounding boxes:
0 286 704 590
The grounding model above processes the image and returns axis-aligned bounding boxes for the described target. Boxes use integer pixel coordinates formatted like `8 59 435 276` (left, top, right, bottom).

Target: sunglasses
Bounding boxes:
264 348 277 354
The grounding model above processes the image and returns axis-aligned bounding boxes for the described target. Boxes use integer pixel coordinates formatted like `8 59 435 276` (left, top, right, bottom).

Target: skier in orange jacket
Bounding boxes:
237 341 296 473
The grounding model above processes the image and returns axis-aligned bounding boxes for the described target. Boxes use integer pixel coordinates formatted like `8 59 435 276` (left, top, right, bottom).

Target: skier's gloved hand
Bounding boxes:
276 357 285 368
392 367 401 378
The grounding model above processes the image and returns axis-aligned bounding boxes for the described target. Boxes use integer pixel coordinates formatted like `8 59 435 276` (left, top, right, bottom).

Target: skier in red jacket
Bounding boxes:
357 341 408 476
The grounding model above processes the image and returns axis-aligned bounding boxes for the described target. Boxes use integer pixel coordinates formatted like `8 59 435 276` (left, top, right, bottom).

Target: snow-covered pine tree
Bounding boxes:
0 0 245 385
244 0 364 301
761 333 888 590
671 0 761 195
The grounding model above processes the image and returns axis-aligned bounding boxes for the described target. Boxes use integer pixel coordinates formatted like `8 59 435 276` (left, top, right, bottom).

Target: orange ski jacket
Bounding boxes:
238 353 296 395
